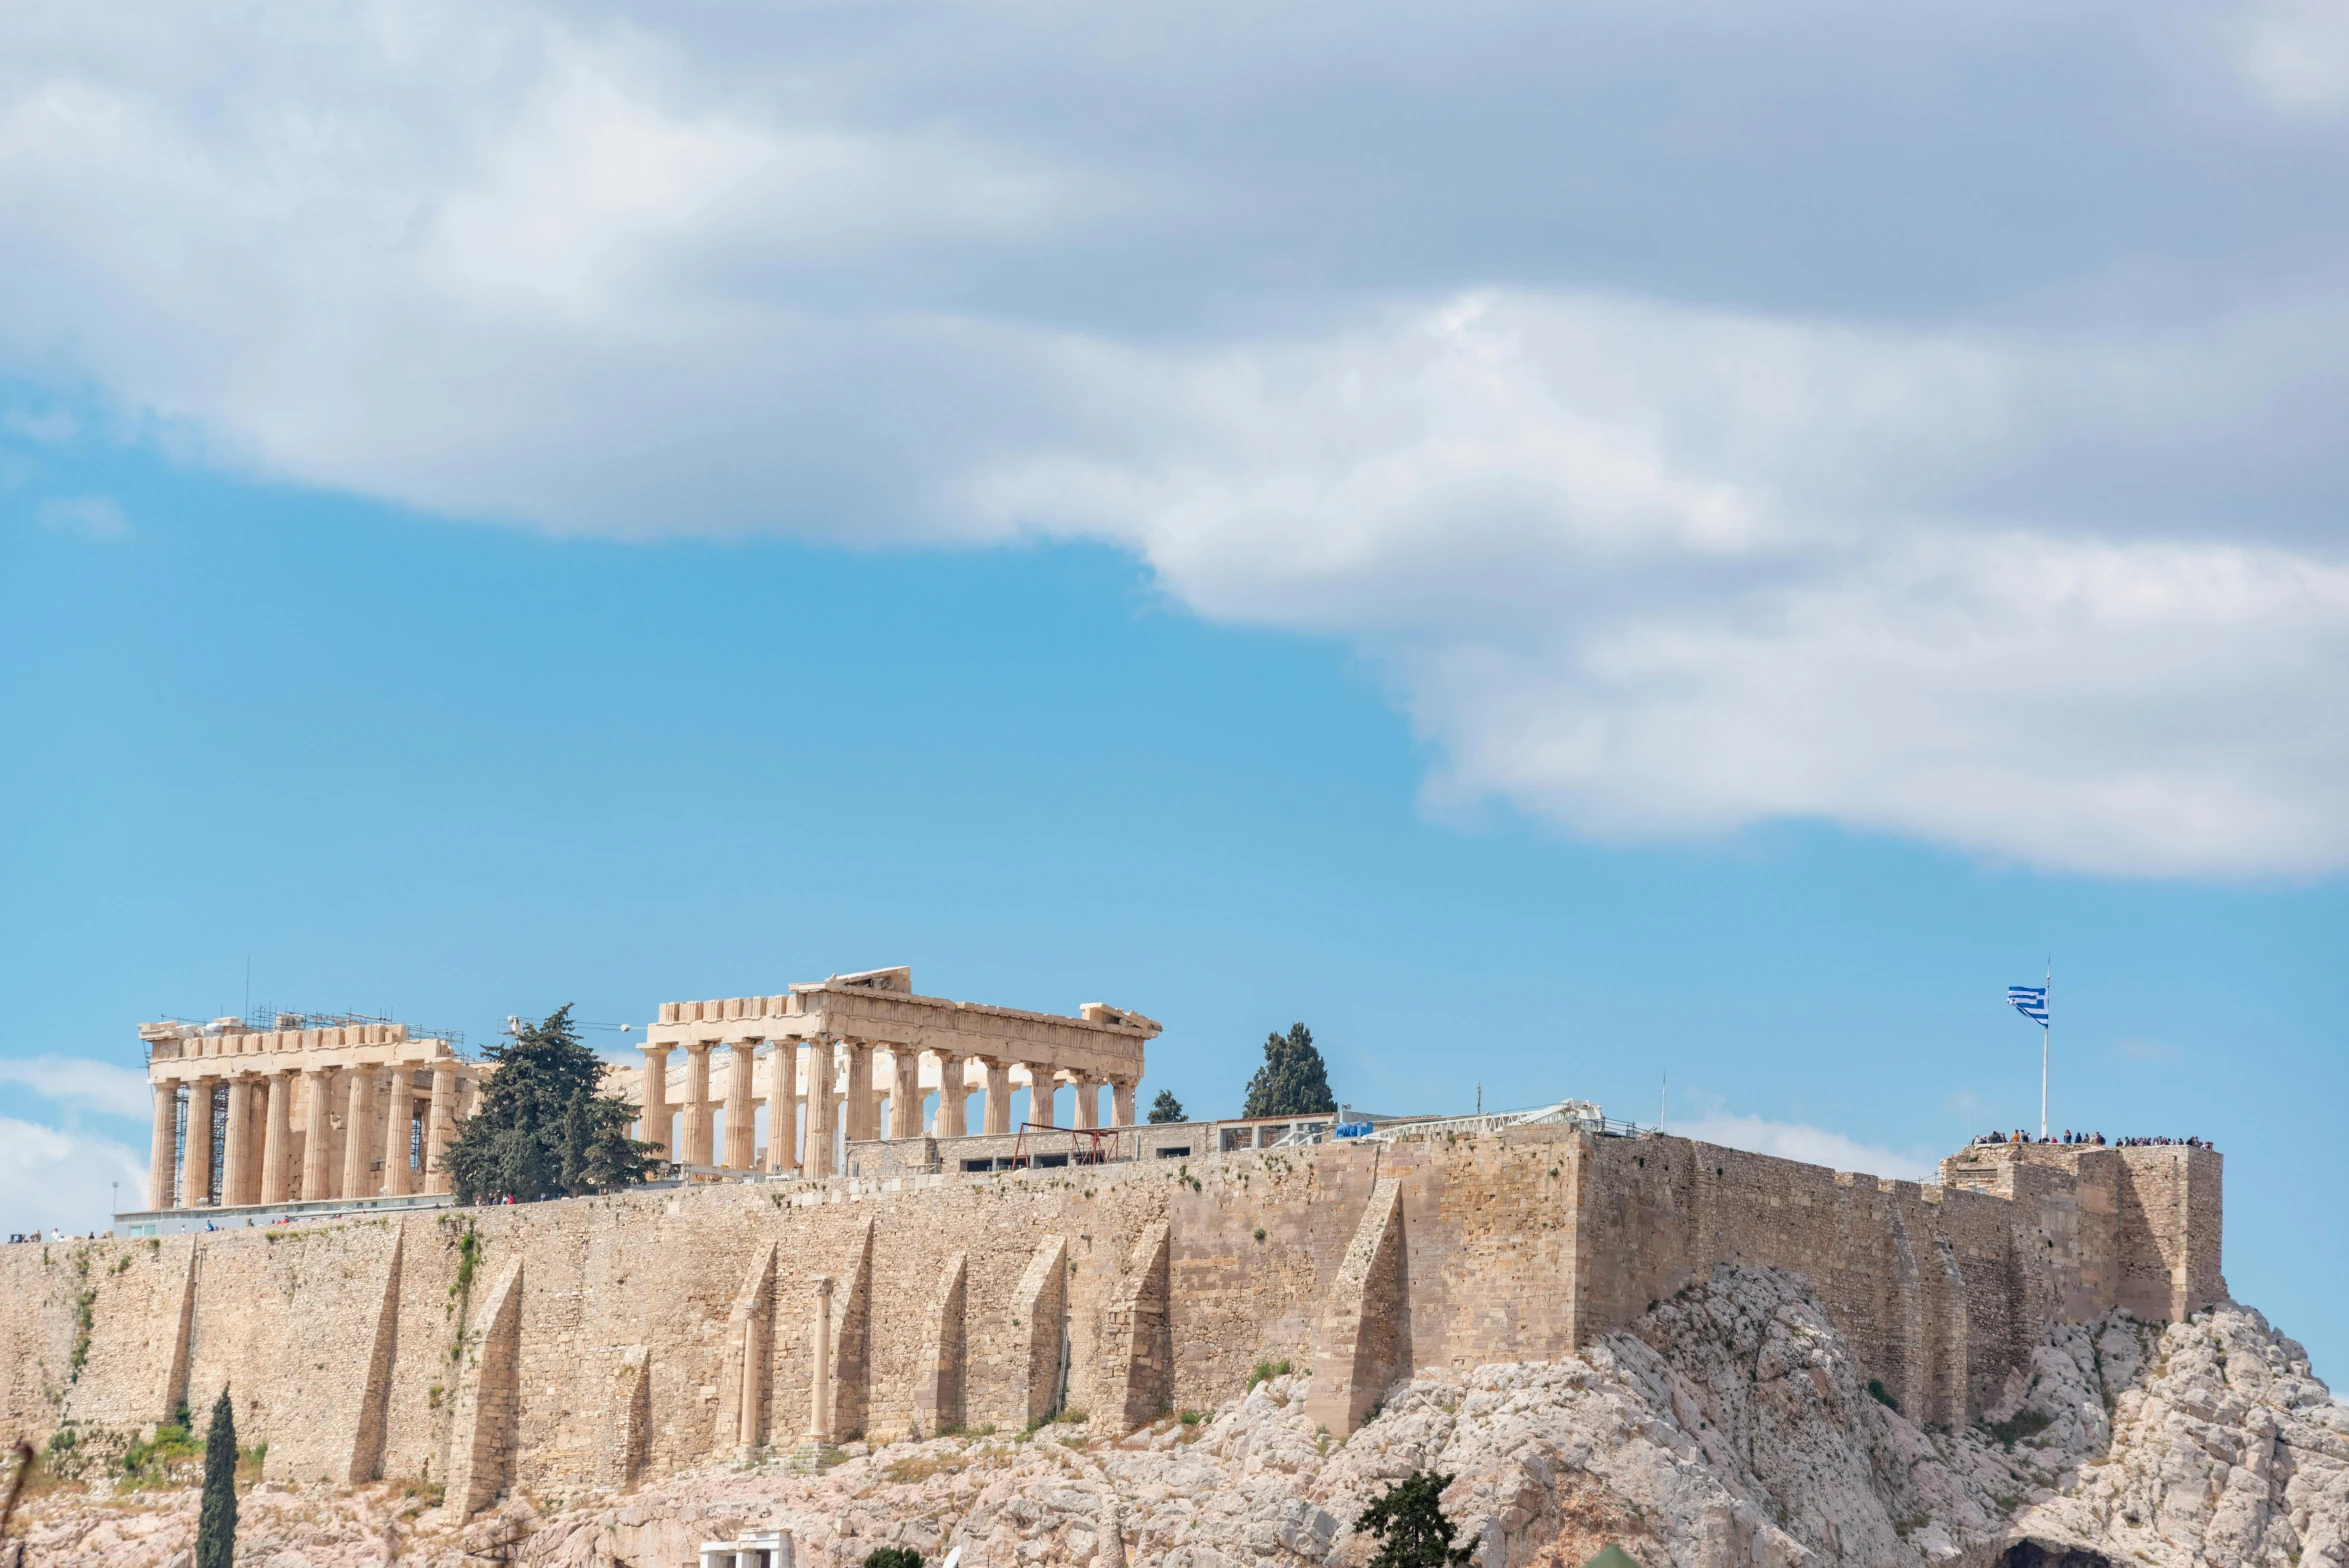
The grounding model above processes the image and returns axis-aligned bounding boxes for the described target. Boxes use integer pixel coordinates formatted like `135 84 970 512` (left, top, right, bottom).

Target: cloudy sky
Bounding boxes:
1 0 2345 1364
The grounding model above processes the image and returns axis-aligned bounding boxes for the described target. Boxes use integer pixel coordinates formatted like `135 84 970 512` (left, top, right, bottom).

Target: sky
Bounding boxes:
1 0 2345 1375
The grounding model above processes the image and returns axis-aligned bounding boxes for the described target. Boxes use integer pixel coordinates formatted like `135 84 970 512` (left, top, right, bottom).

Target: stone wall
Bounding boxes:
0 1125 2225 1516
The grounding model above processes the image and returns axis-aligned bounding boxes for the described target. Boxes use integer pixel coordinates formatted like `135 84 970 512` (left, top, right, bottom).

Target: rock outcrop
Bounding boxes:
11 1265 2346 1568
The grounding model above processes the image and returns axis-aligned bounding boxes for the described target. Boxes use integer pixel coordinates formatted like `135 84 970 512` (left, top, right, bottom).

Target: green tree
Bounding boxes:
1242 1023 1336 1118
195 1386 237 1568
1356 1470 1474 1568
446 1006 662 1203
862 1550 923 1568
1148 1089 1187 1124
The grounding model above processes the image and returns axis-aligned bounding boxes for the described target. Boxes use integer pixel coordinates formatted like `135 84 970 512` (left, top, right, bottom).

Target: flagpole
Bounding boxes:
2040 957 2051 1142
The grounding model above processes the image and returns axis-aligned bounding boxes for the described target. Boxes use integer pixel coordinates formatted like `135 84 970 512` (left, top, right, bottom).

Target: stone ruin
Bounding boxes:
7 968 2226 1535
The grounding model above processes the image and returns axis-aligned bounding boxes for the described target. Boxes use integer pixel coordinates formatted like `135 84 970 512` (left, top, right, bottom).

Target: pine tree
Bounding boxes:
1242 1023 1336 1118
1355 1471 1474 1568
1148 1089 1187 1124
446 1005 662 1203
195 1386 237 1568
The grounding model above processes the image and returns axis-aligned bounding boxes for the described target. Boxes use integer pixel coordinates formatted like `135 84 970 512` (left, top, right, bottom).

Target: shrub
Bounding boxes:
68 1288 97 1381
1866 1379 1899 1412
1356 1471 1475 1568
863 1549 922 1568
118 1418 201 1487
1249 1358 1294 1387
1979 1410 2053 1450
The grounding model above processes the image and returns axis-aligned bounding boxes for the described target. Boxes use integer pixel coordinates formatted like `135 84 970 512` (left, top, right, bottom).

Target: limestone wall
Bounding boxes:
0 1125 2226 1513
2110 1145 2225 1321
1939 1140 2225 1328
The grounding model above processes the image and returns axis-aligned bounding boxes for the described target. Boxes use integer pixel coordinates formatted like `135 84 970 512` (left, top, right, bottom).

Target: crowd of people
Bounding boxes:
1970 1128 2215 1151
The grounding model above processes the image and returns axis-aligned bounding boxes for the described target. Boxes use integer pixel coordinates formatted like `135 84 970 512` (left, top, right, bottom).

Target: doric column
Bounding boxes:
636 1045 672 1160
242 1078 268 1201
221 1075 255 1205
801 1039 835 1179
889 1050 921 1140
342 1066 377 1200
982 1058 1012 1136
424 1068 456 1193
1030 1067 1057 1128
1111 1078 1137 1128
260 1072 293 1204
300 1068 334 1201
931 1052 967 1139
1073 1078 1100 1130
382 1072 414 1195
724 1041 758 1170
683 1042 715 1167
843 1043 875 1142
149 1081 180 1210
180 1076 217 1208
808 1274 836 1442
765 1044 798 1174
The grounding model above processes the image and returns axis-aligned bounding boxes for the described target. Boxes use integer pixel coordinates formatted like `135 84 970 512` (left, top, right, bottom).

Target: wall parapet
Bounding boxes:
2 1124 2220 1496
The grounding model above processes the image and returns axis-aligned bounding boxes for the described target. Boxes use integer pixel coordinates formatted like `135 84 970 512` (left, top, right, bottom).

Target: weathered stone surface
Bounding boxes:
15 1265 2334 1568
1 1122 2232 1525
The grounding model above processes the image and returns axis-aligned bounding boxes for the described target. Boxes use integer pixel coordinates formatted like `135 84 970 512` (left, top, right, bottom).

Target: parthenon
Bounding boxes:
618 966 1162 1178
136 1014 481 1212
128 969 1161 1219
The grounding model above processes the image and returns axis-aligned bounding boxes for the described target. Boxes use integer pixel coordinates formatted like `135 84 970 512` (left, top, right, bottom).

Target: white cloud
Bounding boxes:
0 1055 152 1118
0 1117 147 1236
2238 0 2349 115
1672 1112 1937 1184
3 1 2349 876
981 292 2349 875
33 494 126 539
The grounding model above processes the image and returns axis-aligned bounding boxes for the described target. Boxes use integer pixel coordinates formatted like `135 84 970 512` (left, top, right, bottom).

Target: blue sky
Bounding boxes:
1 0 2345 1378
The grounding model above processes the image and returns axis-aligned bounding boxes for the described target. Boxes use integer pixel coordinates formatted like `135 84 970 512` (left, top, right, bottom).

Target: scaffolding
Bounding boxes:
157 1005 468 1055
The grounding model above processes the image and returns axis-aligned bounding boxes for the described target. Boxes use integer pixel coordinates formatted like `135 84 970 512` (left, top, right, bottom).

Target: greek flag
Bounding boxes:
2007 985 2050 1025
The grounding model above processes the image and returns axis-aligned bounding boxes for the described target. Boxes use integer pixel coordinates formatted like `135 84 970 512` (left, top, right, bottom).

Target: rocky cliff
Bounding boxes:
9 1264 2344 1568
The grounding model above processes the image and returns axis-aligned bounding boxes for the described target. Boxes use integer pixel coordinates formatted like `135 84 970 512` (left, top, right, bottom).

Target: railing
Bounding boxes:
1370 1099 1614 1142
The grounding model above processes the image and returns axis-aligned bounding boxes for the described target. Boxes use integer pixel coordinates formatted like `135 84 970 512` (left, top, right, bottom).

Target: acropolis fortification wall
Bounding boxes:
0 1125 2222 1518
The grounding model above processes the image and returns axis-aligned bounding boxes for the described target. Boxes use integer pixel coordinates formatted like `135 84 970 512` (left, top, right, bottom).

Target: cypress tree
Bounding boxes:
195 1386 237 1568
1241 1023 1336 1118
445 1005 662 1203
